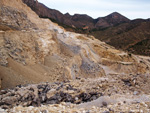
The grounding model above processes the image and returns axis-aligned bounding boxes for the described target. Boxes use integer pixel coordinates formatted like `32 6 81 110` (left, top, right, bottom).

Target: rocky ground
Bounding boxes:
1 74 150 112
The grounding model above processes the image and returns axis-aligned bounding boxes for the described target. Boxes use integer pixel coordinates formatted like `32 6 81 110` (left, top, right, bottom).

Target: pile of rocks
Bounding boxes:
0 81 102 109
0 76 150 112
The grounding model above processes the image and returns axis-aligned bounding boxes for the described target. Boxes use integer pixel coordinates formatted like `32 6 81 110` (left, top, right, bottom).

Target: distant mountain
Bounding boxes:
95 12 130 28
90 19 150 56
22 0 150 56
22 0 130 30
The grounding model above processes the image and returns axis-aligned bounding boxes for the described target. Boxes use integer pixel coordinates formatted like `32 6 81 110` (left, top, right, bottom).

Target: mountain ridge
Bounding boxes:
22 0 130 29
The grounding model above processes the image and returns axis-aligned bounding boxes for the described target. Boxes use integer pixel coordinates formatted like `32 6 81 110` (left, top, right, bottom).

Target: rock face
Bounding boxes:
22 0 130 29
0 6 36 30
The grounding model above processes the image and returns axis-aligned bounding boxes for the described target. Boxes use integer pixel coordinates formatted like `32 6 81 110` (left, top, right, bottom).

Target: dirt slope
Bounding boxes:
0 0 150 89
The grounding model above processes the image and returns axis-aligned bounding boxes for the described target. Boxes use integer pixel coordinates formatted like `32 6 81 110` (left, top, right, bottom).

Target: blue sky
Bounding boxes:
38 0 150 19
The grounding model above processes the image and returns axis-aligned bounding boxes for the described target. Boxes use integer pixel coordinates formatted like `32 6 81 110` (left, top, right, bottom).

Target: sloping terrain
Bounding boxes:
22 0 150 56
0 0 150 112
90 19 150 56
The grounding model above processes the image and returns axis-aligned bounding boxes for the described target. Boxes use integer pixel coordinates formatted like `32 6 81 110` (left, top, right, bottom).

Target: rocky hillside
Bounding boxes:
0 0 150 112
22 0 150 56
90 19 150 56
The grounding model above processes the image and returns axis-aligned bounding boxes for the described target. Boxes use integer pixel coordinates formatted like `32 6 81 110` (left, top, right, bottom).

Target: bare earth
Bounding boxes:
0 0 150 112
